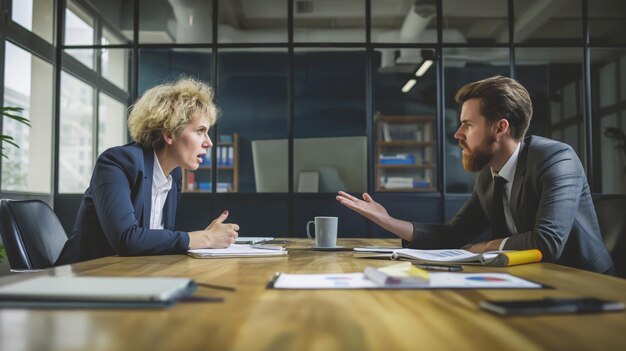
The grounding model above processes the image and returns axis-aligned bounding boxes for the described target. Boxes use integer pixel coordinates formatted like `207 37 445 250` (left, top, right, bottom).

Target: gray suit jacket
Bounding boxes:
408 136 614 273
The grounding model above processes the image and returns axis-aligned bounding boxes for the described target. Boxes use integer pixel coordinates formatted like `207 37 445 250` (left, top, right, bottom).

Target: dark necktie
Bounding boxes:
492 176 509 238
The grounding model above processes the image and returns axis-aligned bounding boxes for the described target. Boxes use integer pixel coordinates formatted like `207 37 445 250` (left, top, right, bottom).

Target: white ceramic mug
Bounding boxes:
306 216 338 248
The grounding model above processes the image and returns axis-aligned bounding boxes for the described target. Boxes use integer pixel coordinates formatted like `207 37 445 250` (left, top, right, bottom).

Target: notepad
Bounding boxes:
188 244 288 258
0 276 197 308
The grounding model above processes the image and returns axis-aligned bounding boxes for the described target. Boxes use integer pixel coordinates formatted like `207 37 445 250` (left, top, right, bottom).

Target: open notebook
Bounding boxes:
354 248 543 266
0 276 197 308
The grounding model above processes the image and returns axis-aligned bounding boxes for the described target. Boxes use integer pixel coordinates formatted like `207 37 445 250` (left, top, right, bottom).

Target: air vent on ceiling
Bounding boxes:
296 0 314 14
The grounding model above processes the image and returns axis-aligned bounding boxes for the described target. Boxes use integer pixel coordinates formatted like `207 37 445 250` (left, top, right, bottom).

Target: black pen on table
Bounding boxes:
196 282 236 292
413 263 463 272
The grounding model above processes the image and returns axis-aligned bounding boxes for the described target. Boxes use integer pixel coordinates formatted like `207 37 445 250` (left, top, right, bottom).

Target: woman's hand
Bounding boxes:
188 210 240 249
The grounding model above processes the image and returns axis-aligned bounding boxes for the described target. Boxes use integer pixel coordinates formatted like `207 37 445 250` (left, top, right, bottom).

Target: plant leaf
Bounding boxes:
0 107 24 112
1 113 30 126
2 139 19 148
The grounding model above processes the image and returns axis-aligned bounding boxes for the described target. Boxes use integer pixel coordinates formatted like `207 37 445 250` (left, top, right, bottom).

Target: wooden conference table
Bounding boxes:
1 238 625 351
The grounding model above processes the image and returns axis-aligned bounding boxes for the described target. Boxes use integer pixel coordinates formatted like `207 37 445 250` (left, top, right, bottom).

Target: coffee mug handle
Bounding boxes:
306 221 315 239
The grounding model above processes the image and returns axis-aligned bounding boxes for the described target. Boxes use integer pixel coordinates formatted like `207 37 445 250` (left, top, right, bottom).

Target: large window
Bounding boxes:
1 42 54 193
65 2 95 69
98 93 127 155
11 0 55 44
59 72 94 194
57 0 130 194
101 48 130 91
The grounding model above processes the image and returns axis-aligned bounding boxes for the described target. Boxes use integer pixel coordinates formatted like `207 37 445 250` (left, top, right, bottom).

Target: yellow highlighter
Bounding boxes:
495 249 543 266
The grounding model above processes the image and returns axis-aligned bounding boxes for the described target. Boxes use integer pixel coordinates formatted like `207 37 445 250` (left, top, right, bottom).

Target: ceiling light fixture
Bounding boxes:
414 49 436 77
401 79 417 93
414 59 433 77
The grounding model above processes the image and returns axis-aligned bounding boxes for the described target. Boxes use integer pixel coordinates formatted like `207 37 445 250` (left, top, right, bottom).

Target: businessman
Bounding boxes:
337 76 614 274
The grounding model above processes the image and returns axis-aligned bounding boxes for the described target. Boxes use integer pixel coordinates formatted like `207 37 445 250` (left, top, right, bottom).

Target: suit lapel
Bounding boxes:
510 137 530 230
142 148 154 228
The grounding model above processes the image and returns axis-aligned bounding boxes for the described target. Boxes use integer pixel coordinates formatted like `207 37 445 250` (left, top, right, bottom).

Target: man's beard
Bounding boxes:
460 135 496 172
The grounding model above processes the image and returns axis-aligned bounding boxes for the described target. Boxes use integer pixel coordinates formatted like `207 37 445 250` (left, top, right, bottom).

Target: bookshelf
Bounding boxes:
375 115 436 192
183 133 239 193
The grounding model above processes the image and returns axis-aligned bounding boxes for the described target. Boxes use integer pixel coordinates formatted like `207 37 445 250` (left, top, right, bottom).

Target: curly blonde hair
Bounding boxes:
128 78 218 149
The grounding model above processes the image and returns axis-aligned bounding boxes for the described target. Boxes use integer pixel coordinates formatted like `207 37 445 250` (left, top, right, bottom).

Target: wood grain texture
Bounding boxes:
1 238 625 351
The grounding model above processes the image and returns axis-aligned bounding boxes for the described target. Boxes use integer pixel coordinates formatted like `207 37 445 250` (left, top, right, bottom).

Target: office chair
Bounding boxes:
0 199 68 270
594 195 626 278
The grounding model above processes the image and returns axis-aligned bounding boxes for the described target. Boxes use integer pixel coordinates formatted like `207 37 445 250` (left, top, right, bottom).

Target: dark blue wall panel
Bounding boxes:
175 195 289 237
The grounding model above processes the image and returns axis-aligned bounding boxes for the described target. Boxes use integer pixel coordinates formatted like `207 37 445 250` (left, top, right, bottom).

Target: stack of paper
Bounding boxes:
188 244 287 258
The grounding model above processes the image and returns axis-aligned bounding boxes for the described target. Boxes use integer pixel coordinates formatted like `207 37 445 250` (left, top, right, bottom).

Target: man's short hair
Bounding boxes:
455 76 532 140
128 77 218 149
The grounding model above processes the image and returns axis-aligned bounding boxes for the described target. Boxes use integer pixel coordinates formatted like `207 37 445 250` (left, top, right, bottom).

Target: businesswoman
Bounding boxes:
56 78 239 265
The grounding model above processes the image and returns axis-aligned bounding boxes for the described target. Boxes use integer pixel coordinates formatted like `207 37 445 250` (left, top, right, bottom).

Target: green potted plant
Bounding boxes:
1 106 30 158
0 106 30 272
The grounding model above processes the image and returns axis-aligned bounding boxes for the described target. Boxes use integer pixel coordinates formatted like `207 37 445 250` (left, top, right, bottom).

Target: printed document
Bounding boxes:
270 272 542 289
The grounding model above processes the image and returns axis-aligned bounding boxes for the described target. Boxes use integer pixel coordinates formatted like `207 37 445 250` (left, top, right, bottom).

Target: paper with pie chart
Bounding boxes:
270 272 542 289
427 273 542 289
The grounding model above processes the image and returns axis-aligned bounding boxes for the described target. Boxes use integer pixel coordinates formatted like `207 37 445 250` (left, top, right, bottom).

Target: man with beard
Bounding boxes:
337 76 614 274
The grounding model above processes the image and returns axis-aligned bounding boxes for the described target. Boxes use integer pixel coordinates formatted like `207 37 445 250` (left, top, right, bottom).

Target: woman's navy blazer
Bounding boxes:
56 143 189 265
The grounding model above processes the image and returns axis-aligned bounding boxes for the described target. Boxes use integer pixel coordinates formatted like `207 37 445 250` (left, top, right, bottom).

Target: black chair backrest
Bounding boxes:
594 195 626 278
0 199 68 270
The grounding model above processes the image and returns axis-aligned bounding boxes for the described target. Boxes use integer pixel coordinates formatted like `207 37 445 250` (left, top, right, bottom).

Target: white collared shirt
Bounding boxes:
151 150 173 230
491 142 521 250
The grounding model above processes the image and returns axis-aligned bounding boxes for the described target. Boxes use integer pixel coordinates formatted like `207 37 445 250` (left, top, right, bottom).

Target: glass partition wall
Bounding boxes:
1 0 624 237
